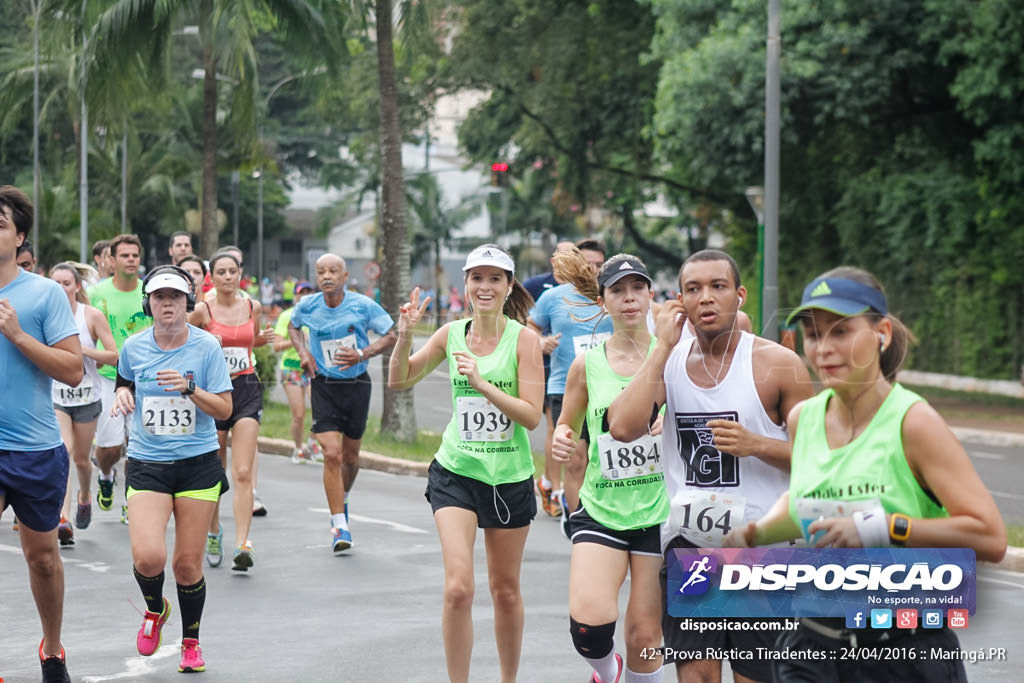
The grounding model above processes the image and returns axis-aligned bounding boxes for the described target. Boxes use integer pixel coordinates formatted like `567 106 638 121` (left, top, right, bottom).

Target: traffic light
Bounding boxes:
491 162 510 187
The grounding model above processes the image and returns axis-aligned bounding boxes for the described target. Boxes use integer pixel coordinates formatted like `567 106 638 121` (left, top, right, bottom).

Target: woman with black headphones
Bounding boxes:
111 265 233 673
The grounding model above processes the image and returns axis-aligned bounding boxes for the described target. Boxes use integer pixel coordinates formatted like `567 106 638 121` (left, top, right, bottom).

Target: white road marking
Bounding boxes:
62 557 113 573
3 544 111 572
308 508 428 534
82 643 179 681
970 451 1007 460
977 576 1024 591
989 490 1024 501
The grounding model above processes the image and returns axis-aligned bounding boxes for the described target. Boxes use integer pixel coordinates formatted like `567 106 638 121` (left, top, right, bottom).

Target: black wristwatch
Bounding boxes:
181 379 196 397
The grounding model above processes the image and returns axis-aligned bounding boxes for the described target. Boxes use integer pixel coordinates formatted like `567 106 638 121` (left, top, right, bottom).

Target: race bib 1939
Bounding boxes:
456 396 513 442
595 432 663 480
142 396 196 436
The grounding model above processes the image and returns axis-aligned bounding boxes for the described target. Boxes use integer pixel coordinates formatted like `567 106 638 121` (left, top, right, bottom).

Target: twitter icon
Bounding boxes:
870 609 892 629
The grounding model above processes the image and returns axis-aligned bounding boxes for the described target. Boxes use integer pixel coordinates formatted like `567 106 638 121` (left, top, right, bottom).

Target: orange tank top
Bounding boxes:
204 299 256 376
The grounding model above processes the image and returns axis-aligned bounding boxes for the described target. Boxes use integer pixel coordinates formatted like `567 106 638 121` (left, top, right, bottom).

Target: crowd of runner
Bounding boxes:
0 182 1008 682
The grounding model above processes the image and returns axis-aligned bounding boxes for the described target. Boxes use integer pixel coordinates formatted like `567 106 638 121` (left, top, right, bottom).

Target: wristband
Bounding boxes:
889 513 911 546
852 507 890 547
356 347 365 361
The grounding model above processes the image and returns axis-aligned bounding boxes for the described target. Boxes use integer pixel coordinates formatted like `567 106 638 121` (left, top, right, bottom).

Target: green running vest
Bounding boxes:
580 339 669 531
788 383 947 535
435 317 534 485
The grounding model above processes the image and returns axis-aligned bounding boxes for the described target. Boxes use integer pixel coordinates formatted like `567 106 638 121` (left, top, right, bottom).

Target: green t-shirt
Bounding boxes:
88 278 151 380
274 307 306 371
580 338 669 531
435 317 534 486
788 383 947 541
283 279 296 303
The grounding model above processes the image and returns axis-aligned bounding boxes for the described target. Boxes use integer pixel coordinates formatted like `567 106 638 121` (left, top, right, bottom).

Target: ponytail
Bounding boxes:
815 266 917 383
51 261 93 304
552 248 599 302
503 279 534 326
879 314 916 383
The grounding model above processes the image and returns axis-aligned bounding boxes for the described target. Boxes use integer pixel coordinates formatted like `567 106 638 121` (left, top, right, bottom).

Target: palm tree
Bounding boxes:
371 0 419 440
80 0 340 257
407 172 483 327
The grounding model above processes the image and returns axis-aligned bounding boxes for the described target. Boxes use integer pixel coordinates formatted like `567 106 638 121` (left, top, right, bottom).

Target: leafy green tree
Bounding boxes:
79 0 341 258
649 0 1024 377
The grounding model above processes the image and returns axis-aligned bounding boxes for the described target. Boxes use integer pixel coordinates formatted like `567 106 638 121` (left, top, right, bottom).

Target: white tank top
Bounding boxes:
661 331 789 549
52 304 101 407
75 304 102 387
646 308 696 343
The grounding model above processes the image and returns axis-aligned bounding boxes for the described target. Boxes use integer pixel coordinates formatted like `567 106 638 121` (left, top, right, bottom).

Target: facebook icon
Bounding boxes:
845 609 866 629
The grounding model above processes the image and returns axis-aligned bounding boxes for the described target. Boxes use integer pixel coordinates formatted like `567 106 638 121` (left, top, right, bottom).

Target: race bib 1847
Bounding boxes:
52 377 95 407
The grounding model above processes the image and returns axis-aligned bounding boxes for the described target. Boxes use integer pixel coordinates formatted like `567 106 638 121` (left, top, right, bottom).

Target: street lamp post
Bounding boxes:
32 0 40 248
745 186 765 335
255 68 325 282
761 0 782 342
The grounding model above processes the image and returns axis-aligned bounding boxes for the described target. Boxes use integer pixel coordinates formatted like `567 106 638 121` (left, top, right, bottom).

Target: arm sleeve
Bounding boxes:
116 345 135 382
203 337 234 393
43 284 79 345
528 290 551 331
367 300 395 336
289 299 307 328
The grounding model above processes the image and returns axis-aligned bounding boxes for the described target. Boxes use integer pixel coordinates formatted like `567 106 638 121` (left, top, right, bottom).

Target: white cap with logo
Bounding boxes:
145 272 192 295
462 245 515 274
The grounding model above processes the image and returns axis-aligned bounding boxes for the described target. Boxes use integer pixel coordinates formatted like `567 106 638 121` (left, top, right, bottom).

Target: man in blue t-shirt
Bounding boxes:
0 185 82 682
528 239 610 526
289 253 396 552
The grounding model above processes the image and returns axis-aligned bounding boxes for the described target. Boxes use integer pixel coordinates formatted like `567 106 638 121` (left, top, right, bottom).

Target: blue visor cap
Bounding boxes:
785 277 888 325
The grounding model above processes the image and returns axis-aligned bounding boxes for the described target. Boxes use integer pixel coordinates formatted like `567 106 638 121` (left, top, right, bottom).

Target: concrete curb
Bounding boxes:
255 436 1022 573
951 427 1024 449
257 436 429 477
987 547 1024 573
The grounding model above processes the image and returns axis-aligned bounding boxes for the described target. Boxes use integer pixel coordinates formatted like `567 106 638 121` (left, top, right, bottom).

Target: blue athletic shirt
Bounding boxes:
528 283 613 395
290 291 394 379
0 270 78 450
118 324 232 462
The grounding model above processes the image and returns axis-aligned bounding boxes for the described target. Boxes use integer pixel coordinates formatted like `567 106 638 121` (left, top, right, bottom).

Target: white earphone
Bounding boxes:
737 297 744 307
879 333 886 350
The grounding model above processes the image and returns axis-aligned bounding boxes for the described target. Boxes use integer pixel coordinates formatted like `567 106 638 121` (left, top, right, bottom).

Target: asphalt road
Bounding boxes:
3 356 1022 681
3 456 1023 682
360 355 1024 524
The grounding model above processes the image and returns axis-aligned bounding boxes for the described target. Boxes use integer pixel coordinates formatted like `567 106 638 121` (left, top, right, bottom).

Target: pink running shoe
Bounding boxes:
179 638 206 673
136 597 171 656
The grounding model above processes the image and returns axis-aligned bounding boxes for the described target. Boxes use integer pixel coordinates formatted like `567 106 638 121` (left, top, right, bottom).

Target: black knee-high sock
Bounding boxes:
133 566 165 614
177 577 206 640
